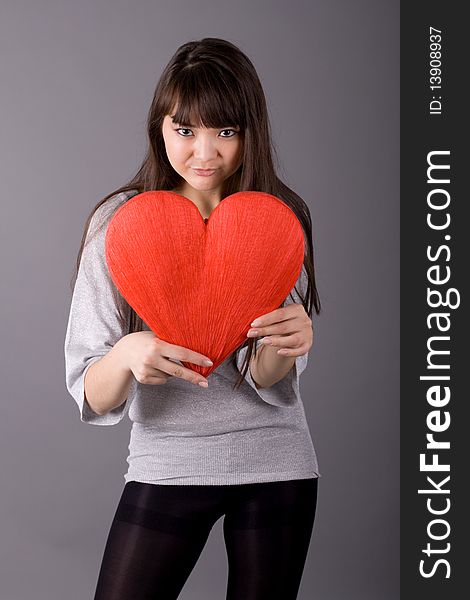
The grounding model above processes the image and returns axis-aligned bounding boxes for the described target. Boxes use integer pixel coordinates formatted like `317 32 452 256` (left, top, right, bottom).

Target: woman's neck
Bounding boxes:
171 184 222 219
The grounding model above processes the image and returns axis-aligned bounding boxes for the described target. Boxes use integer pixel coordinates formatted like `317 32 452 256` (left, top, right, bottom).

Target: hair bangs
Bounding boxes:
167 66 246 130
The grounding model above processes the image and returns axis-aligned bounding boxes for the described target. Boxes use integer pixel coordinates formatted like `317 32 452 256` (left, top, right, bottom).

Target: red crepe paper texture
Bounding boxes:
104 190 305 378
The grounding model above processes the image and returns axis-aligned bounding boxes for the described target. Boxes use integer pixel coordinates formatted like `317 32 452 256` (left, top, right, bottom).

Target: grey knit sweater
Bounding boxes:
64 191 321 485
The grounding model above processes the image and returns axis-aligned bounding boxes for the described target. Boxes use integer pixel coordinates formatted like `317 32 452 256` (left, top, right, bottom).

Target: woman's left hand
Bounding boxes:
246 303 313 357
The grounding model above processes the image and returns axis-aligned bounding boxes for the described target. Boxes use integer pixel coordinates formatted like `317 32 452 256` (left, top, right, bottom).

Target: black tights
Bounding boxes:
93 477 318 600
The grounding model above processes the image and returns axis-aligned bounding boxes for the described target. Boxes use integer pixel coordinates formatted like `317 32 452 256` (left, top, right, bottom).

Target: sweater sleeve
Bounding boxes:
235 264 310 408
64 195 138 425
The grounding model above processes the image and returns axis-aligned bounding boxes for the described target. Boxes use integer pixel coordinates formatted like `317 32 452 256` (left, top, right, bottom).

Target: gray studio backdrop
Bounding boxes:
0 1 399 598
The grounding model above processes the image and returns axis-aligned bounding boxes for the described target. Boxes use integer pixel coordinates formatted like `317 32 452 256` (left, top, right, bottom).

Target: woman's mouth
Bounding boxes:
192 168 217 177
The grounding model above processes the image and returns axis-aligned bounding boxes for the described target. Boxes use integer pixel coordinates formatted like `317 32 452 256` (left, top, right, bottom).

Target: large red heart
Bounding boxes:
105 190 304 378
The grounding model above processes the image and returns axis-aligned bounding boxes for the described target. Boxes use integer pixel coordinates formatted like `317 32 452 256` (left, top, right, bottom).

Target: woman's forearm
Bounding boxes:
84 335 296 414
249 343 296 389
84 337 134 416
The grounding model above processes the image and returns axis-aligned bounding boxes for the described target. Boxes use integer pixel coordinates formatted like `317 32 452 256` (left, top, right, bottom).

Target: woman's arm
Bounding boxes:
83 336 134 416
250 344 296 389
64 193 140 426
246 265 313 389
234 264 312 407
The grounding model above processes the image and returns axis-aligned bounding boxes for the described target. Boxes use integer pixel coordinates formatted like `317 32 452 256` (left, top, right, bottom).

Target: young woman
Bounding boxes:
65 37 322 600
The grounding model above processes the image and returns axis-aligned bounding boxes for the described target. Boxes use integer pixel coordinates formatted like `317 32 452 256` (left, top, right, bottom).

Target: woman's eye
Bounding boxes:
176 128 193 137
220 129 238 137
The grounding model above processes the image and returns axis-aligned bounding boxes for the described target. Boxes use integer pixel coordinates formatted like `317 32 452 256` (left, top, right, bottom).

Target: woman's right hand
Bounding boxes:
118 331 212 388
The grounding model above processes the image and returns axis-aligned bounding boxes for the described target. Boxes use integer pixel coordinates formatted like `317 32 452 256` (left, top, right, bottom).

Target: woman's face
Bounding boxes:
161 114 243 198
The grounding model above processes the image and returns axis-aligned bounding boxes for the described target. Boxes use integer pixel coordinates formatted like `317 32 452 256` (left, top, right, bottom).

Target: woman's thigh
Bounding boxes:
222 477 319 600
93 481 226 600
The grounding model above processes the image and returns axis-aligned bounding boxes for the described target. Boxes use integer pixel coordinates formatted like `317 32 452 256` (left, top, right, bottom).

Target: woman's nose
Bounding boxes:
193 136 218 161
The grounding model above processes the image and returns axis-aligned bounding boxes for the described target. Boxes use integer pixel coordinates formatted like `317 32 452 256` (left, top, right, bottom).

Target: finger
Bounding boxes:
275 342 310 356
248 320 300 338
250 307 290 329
249 308 310 338
145 365 171 380
159 356 209 387
134 364 170 386
157 340 213 367
259 332 304 347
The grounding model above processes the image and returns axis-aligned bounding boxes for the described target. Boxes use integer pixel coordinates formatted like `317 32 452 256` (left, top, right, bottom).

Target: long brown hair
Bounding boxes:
70 37 321 390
